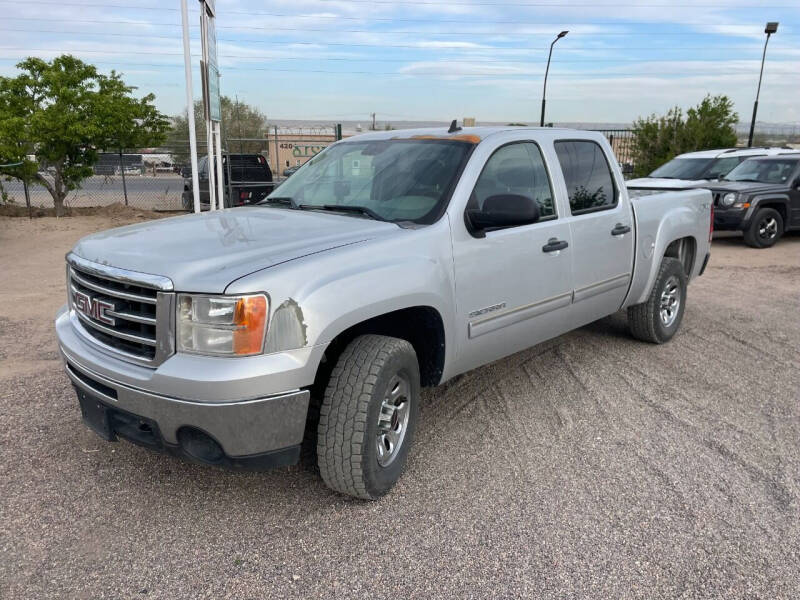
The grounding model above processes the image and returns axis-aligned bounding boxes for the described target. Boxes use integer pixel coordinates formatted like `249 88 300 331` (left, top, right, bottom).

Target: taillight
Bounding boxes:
240 191 249 200
709 204 714 243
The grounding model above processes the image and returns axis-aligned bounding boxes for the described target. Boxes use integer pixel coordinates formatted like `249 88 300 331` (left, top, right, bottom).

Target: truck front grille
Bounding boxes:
67 255 174 367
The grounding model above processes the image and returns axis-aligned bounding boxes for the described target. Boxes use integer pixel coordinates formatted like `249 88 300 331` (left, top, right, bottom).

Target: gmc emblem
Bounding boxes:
73 291 116 326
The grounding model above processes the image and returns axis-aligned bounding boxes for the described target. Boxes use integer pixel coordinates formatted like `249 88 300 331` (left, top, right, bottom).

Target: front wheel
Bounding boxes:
743 207 783 248
628 257 687 344
317 335 420 499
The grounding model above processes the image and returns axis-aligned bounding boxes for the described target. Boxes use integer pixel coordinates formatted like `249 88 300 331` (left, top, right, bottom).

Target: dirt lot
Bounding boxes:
1 213 799 599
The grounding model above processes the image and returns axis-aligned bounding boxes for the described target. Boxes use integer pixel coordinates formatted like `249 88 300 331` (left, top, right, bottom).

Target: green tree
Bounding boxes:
0 55 169 215
631 95 738 178
166 96 268 163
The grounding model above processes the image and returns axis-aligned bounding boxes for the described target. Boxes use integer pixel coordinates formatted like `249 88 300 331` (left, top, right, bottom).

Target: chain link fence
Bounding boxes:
0 126 341 211
3 124 796 211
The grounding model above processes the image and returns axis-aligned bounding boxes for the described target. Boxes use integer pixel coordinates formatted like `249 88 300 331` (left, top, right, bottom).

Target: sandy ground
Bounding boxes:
1 214 799 599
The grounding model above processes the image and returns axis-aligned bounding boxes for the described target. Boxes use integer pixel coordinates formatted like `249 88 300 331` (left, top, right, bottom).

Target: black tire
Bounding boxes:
743 207 783 248
628 257 687 344
317 335 420 500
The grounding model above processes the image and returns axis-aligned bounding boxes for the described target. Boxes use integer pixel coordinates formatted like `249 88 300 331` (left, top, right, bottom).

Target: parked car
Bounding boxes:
627 147 796 192
56 127 712 499
706 154 800 248
181 153 274 210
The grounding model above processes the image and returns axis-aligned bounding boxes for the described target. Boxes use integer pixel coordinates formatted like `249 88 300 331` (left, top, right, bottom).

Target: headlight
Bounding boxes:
177 294 268 356
721 192 737 207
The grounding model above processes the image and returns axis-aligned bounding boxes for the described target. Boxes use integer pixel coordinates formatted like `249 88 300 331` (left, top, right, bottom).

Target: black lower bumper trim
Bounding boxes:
74 386 301 471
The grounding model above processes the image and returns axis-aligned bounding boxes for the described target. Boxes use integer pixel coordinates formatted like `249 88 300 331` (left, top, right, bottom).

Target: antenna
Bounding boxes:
448 119 462 133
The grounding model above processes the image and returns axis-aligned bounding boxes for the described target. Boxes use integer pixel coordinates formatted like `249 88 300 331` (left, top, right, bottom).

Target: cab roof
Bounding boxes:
341 126 585 144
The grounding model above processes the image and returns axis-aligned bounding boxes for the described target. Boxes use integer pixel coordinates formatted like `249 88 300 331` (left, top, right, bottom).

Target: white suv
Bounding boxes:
627 147 796 191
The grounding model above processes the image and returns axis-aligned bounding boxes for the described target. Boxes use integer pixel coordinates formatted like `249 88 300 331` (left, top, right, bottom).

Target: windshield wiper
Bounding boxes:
259 196 297 208
299 204 387 221
731 178 761 183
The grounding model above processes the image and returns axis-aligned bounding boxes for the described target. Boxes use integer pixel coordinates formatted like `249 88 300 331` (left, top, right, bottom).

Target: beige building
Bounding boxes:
265 133 342 175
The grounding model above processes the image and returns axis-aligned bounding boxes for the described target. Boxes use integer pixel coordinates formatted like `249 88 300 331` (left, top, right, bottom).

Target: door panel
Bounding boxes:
453 220 573 374
553 140 634 325
450 141 574 375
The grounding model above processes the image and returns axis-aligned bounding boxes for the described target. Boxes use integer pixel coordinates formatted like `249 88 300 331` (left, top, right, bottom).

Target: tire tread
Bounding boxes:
628 257 684 344
317 334 415 499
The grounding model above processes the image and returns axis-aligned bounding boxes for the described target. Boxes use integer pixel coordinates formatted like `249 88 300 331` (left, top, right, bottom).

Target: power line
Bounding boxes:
4 2 798 27
9 0 799 8
4 17 797 36
2 28 793 52
3 47 797 67
0 54 788 78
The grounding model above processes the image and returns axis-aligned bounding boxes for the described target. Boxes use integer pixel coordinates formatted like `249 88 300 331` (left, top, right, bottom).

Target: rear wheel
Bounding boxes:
628 257 687 344
317 335 420 500
744 207 783 248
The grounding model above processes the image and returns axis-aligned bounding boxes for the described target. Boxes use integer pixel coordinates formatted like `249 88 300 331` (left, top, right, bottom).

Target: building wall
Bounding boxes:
265 133 343 175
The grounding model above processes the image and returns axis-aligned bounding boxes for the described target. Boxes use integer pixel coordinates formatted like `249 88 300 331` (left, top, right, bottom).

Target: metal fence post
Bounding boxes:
23 178 32 219
118 147 129 206
273 125 279 175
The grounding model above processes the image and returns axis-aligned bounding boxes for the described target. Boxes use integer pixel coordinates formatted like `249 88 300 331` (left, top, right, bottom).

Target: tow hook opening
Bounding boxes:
177 427 225 464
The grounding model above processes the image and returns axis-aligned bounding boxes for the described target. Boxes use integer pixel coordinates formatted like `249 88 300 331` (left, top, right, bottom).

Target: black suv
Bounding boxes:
182 153 274 210
708 154 800 248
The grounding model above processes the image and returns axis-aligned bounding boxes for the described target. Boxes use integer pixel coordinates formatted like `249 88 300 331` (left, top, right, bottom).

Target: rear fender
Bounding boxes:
625 190 711 308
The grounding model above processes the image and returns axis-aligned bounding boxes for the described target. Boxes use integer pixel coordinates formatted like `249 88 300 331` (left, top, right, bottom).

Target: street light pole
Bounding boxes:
540 30 568 127
748 22 778 147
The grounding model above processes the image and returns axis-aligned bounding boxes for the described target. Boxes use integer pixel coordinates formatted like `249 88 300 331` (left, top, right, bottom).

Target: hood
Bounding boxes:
626 177 709 189
705 181 788 195
72 207 400 292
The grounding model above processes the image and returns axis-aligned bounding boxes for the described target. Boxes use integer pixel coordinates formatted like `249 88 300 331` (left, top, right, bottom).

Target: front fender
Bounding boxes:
225 220 456 377
743 193 790 224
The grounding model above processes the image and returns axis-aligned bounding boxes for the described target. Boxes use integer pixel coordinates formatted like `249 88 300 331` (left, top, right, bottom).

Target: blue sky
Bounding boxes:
1 0 799 124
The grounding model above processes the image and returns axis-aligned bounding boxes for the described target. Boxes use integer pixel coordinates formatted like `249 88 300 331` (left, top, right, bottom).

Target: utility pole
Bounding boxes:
371 113 376 131
748 22 779 147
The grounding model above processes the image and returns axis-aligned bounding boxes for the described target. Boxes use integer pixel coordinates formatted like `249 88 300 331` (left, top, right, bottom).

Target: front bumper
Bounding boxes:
713 207 747 231
57 305 320 465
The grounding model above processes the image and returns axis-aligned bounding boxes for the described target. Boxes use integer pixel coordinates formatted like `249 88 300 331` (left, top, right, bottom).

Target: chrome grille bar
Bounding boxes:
66 253 175 367
73 309 158 346
70 270 157 304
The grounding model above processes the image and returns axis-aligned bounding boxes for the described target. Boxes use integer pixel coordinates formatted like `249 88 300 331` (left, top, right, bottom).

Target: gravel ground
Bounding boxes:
1 215 799 599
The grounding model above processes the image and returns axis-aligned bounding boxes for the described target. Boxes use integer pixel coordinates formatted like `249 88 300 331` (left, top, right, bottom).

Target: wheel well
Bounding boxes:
664 236 696 276
756 201 787 224
316 306 446 389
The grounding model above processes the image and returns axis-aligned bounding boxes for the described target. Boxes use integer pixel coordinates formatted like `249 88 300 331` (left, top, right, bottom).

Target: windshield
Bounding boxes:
725 158 799 184
649 158 714 179
264 139 473 223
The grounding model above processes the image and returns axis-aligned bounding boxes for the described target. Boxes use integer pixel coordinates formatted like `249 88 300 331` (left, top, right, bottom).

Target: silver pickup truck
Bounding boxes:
56 127 712 499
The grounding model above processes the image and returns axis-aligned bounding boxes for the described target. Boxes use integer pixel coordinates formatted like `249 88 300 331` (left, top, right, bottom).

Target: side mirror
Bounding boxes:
466 194 540 236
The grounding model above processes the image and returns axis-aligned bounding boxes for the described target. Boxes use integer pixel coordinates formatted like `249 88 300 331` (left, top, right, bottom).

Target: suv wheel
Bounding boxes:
744 207 783 248
317 335 420 499
628 257 687 344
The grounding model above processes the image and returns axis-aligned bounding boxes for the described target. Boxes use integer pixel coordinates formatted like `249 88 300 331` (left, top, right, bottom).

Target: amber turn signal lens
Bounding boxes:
233 295 268 355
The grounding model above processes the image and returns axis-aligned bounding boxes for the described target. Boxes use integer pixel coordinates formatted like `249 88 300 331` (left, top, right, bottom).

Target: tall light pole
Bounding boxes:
748 21 778 147
540 30 568 127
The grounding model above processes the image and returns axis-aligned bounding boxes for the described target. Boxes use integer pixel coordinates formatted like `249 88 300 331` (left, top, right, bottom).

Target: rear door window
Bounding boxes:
554 141 617 215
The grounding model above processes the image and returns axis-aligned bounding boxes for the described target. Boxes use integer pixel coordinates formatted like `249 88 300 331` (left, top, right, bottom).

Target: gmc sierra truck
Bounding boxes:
56 127 712 499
